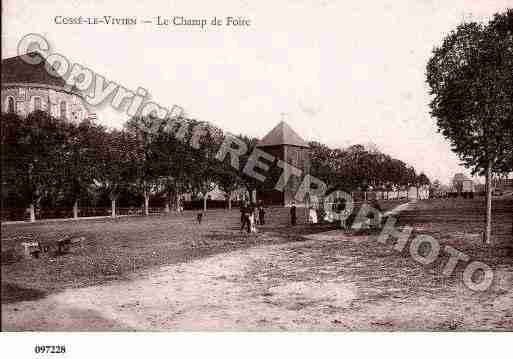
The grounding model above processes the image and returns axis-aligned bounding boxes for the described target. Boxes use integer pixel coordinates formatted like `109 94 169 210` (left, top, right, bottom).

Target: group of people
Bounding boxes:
240 201 300 234
240 202 266 234
201 197 385 233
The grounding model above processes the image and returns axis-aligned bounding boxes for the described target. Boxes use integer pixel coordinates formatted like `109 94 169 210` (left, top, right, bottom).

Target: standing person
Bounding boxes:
240 203 251 234
249 206 257 233
178 197 184 213
258 202 266 225
369 199 383 229
308 206 318 224
338 198 351 230
240 201 246 225
290 201 297 226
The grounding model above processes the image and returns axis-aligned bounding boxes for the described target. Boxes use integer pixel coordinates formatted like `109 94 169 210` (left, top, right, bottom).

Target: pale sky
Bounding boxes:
3 0 512 184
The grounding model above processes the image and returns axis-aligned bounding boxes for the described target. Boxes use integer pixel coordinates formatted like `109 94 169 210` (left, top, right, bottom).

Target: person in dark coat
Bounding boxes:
258 203 266 225
240 202 246 225
240 204 251 233
290 201 297 226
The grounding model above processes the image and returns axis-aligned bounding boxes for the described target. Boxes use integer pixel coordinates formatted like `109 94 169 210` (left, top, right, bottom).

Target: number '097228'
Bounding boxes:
34 345 66 354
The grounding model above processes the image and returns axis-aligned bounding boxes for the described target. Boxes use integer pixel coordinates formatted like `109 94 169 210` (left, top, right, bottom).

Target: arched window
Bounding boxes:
33 97 42 111
6 97 16 113
60 101 67 119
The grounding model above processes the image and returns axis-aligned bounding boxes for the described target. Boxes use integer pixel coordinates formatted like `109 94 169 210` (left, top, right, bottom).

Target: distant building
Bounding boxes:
432 184 450 198
493 178 513 193
182 184 248 203
408 185 430 200
451 173 469 194
1 52 90 122
256 121 311 206
197 185 244 201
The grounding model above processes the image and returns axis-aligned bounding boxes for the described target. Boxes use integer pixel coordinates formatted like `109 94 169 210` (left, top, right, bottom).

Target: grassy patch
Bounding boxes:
1 207 332 303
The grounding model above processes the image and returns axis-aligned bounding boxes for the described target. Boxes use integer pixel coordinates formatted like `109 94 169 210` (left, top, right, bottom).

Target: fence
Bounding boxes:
0 200 243 222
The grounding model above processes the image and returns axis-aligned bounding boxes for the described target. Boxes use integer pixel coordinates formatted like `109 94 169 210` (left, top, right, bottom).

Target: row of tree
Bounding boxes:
1 110 430 221
309 142 430 192
1 111 226 221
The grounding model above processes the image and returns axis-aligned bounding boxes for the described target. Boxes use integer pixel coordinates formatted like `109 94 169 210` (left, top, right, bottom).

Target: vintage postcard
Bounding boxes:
1 0 512 357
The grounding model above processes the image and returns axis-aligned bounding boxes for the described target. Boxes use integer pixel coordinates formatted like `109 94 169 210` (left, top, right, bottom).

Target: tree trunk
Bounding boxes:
484 160 493 244
73 200 79 219
144 192 150 216
203 196 207 211
28 203 36 222
111 198 116 218
228 195 232 211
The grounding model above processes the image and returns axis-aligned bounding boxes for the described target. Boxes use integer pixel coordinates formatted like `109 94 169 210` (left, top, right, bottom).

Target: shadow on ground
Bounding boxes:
1 282 47 304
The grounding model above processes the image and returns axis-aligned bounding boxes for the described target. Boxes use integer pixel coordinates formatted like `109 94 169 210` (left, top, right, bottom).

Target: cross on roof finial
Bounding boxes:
280 112 288 122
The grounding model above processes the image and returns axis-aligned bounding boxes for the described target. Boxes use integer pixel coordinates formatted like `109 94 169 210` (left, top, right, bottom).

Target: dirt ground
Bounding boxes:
2 233 512 331
2 199 512 331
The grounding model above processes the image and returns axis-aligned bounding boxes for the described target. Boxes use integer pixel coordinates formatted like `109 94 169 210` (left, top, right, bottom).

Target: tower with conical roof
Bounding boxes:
256 121 310 206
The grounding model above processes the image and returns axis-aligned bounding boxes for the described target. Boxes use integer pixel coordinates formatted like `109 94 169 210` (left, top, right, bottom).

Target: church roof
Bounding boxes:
257 121 309 148
1 52 67 88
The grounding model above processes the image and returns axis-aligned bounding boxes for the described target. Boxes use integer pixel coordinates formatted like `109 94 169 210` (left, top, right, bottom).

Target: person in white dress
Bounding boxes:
309 207 318 224
249 208 257 233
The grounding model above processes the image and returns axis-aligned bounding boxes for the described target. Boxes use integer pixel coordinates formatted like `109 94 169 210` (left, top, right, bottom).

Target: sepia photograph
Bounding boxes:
1 0 512 357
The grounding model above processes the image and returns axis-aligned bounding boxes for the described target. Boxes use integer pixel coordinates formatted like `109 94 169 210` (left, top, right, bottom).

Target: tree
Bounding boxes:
154 116 196 212
215 151 242 210
126 116 161 216
190 121 223 211
308 140 424 199
216 168 241 210
495 121 513 175
1 111 70 222
61 119 105 219
489 9 513 177
1 113 25 210
96 129 137 217
309 141 338 188
237 135 263 204
426 9 513 244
